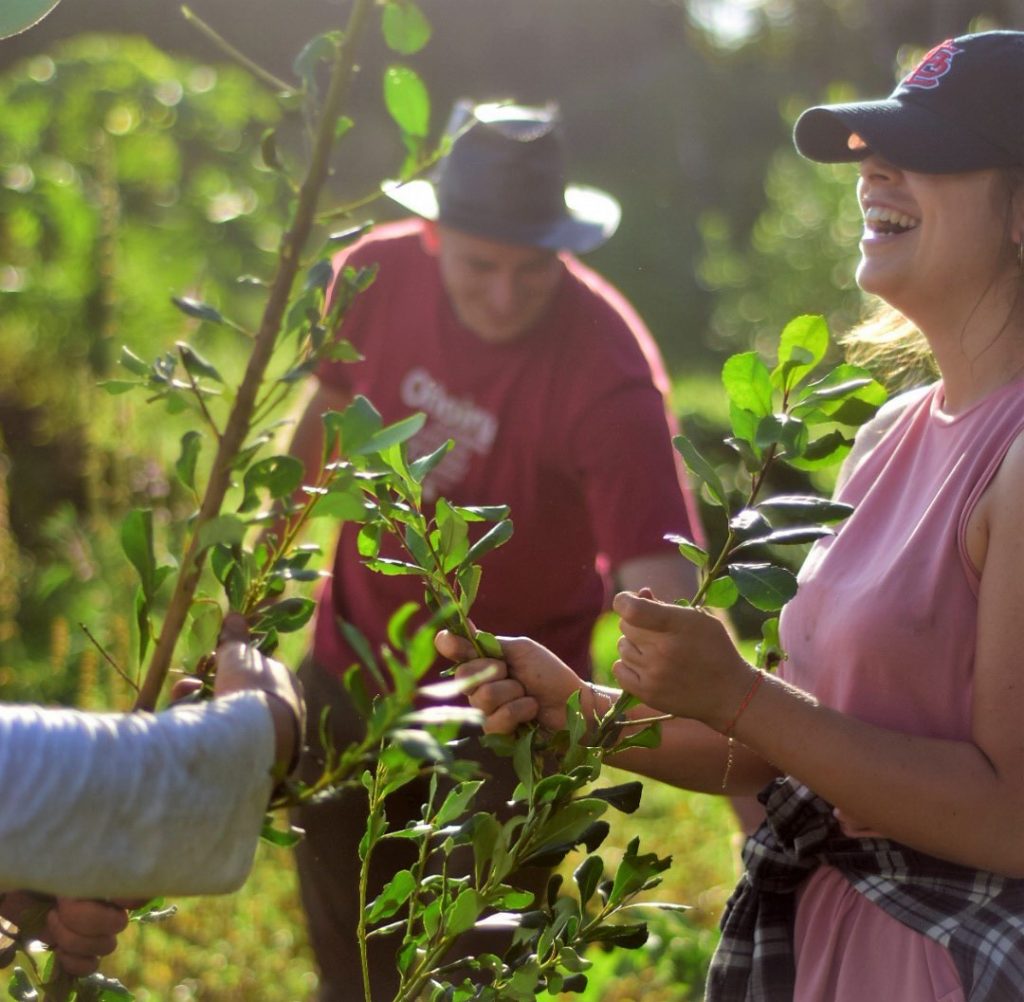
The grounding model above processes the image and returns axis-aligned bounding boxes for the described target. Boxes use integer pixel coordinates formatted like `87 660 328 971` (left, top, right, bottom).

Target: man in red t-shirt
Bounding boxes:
285 101 701 1000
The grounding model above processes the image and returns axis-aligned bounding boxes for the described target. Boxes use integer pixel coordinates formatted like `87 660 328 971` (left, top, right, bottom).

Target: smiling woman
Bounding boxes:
450 28 1024 1002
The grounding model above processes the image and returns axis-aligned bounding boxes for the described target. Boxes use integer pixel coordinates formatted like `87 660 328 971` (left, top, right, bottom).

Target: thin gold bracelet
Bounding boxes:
720 668 765 791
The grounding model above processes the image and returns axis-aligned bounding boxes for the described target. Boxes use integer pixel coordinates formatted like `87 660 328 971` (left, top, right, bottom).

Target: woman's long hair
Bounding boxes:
842 301 937 392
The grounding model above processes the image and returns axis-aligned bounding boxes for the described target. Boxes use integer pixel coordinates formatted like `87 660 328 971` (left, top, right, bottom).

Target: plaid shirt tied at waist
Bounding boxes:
706 777 1024 1002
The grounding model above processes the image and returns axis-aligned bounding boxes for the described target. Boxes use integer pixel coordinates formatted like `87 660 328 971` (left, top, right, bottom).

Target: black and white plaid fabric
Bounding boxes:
706 777 1024 1001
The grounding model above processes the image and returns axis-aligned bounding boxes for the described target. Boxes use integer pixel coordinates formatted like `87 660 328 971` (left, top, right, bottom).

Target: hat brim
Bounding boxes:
381 178 621 254
793 97 1020 174
0 0 61 39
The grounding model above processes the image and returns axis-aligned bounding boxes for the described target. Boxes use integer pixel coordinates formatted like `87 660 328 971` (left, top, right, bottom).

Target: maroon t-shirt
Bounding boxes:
311 219 699 679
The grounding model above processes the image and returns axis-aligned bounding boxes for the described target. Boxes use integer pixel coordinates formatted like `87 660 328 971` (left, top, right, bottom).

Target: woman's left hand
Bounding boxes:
612 590 753 730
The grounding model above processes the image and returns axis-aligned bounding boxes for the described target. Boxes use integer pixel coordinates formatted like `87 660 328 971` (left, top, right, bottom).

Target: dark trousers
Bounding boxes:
292 658 547 1002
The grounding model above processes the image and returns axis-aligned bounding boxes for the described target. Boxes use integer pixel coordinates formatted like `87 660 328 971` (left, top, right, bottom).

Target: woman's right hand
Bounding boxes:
434 632 588 734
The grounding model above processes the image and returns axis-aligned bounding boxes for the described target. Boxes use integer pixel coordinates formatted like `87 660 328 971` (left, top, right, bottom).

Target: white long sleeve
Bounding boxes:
0 692 276 898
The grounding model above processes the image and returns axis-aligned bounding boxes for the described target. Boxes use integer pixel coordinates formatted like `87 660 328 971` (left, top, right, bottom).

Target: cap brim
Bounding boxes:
381 179 620 253
793 97 1019 174
0 0 61 38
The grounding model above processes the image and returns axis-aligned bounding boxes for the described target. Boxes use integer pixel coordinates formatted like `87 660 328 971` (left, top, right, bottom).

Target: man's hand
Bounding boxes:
435 631 588 734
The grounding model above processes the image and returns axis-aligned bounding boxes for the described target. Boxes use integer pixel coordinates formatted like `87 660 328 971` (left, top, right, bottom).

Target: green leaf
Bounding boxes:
381 1 432 54
119 345 150 376
474 630 503 659
673 436 727 507
121 509 157 600
409 440 453 482
323 395 383 459
729 509 771 538
197 514 247 551
755 616 784 671
358 412 427 455
260 127 283 172
664 533 708 568
728 562 799 612
134 586 151 664
529 799 607 855
457 563 482 608
311 481 370 521
101 379 138 395
324 339 363 364
294 31 340 96
335 115 354 140
728 401 759 444
703 575 739 609
611 723 662 753
177 341 224 383
434 781 484 827
731 526 834 552
606 836 672 907
343 664 372 719
453 504 511 522
384 64 430 138
533 774 580 806
469 812 502 885
447 888 485 937
357 523 381 560
722 351 774 418
786 430 854 471
390 728 447 763
725 433 762 473
584 921 649 949
175 430 202 491
385 600 420 651
254 597 316 633
366 869 416 923
402 705 483 727
260 819 304 848
305 258 335 295
791 364 886 426
0 0 61 39
756 494 854 526
239 456 305 513
464 519 514 564
754 413 808 457
171 296 223 325
359 811 388 862
365 557 425 576
589 781 643 814
328 223 374 247
436 498 470 571
771 314 829 391
573 854 604 906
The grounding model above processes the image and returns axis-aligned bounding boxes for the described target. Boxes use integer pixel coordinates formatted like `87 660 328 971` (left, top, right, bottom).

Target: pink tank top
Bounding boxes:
778 376 1024 1001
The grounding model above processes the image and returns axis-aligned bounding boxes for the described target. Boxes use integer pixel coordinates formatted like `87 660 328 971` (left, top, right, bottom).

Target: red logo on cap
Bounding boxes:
902 39 964 90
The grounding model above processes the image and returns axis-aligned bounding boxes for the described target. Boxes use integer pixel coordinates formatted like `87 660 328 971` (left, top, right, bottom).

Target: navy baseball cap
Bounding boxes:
794 31 1024 173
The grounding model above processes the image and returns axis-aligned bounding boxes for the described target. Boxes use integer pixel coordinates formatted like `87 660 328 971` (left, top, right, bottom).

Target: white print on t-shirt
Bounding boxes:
400 368 499 501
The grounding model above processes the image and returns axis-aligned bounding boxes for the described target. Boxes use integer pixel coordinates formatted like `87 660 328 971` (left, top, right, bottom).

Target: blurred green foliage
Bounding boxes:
698 95 864 355
0 36 286 685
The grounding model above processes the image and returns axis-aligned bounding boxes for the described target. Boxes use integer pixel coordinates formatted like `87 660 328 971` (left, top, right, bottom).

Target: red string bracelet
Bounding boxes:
721 668 765 790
